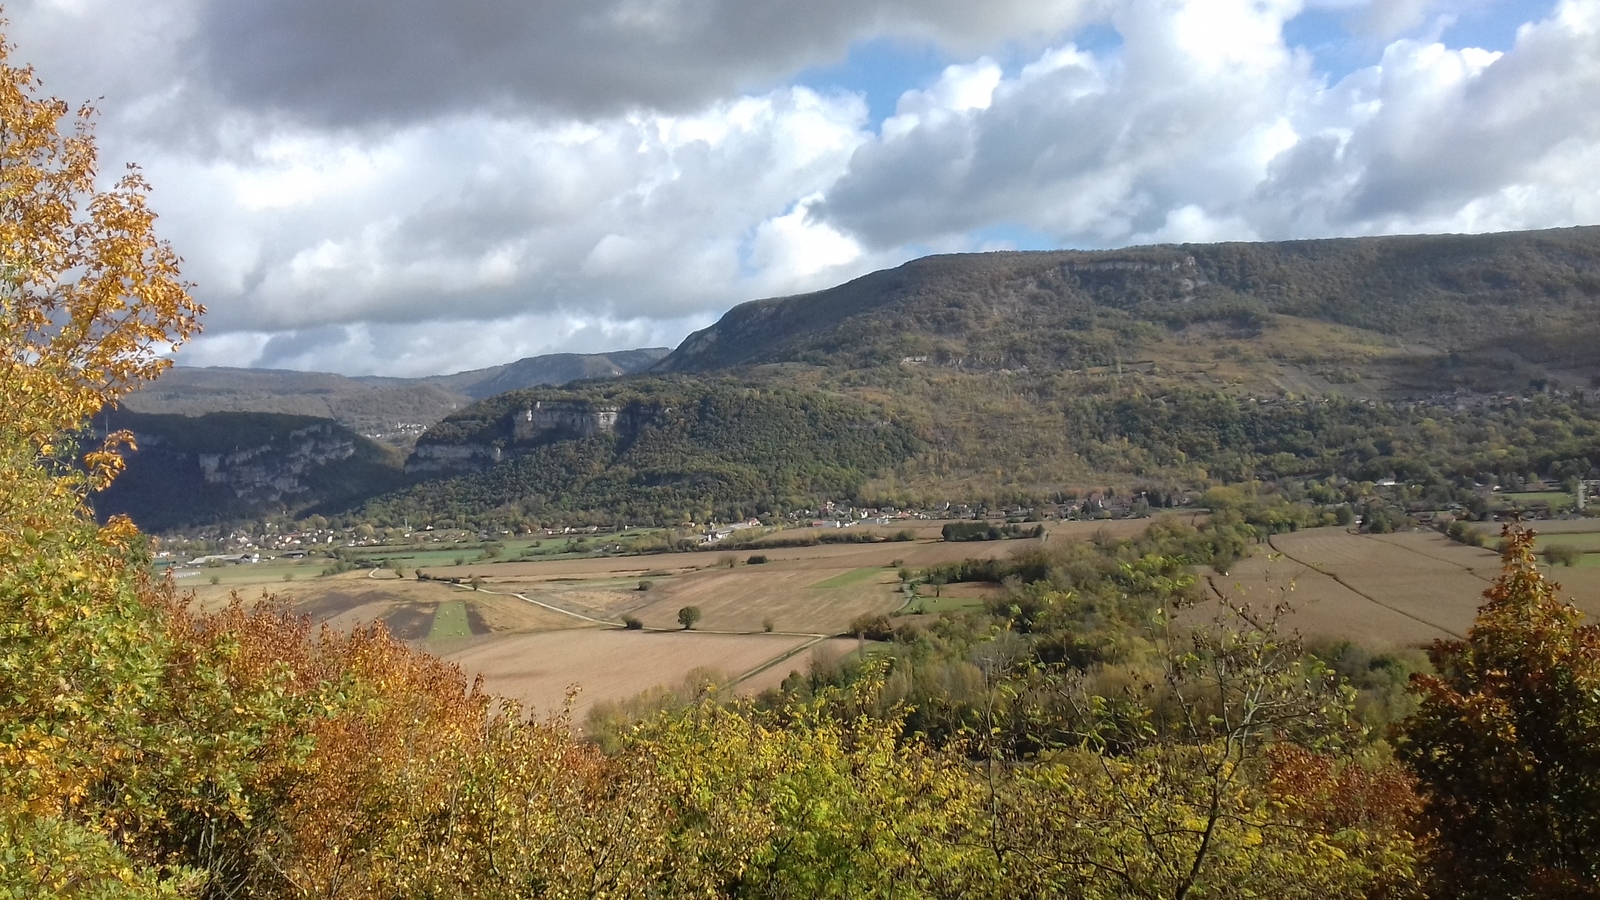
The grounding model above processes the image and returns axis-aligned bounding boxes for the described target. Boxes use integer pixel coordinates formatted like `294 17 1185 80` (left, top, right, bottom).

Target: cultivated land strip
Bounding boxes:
1266 533 1467 640
448 582 619 626
1368 534 1497 582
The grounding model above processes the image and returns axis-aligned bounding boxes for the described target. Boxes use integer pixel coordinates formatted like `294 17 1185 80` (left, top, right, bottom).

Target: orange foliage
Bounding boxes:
1400 526 1600 898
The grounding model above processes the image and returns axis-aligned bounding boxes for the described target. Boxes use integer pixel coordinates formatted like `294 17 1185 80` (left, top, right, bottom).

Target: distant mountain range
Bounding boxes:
103 226 1600 532
122 348 670 450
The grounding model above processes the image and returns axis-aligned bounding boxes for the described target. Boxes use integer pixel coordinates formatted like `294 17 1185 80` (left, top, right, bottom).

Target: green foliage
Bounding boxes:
360 378 922 529
1543 542 1584 567
941 520 1045 541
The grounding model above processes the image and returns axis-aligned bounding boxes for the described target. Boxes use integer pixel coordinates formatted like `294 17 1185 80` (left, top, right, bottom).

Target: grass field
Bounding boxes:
429 601 471 639
809 567 890 589
1498 490 1575 511
167 512 1223 719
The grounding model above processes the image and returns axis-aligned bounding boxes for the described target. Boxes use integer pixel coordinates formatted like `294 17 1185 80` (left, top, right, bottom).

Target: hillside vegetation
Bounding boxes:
359 378 922 527
93 410 406 531
658 226 1600 385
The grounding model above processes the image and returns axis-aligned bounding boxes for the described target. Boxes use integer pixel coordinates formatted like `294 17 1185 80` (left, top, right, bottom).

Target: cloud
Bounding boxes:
183 312 708 378
191 0 1102 124
821 0 1600 248
5 0 1597 377
134 87 886 338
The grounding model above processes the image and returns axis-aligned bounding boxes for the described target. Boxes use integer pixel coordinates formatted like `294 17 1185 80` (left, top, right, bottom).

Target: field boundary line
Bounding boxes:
735 635 829 686
1370 533 1496 583
448 583 620 627
1266 535 1465 640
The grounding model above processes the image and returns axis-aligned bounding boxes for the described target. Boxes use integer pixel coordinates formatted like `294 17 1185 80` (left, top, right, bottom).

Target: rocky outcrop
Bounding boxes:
405 441 504 474
180 423 357 502
512 401 620 441
406 399 644 474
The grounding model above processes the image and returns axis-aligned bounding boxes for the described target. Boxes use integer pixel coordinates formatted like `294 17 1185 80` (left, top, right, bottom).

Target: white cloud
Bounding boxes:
823 0 1600 249
5 0 1597 376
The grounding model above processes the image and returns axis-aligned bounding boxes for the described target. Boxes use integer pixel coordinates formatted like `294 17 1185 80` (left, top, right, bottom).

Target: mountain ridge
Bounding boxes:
655 226 1600 386
124 347 670 449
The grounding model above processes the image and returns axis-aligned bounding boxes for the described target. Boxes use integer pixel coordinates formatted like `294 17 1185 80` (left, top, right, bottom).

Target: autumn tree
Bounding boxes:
994 598 1420 899
1399 526 1600 898
0 30 199 899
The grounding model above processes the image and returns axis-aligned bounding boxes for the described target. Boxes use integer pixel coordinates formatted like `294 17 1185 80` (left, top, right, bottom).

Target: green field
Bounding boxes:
1499 491 1576 511
809 568 890 589
906 594 988 614
429 601 472 639
1534 533 1600 553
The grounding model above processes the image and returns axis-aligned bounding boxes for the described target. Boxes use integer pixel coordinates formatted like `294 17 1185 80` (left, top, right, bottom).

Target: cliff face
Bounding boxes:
188 423 359 502
93 411 406 531
407 399 637 474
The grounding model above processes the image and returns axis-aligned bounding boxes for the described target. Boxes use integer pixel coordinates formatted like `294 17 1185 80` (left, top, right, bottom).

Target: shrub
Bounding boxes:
677 606 702 630
638 580 654 591
1542 543 1583 567
848 613 893 641
746 554 768 565
623 616 643 630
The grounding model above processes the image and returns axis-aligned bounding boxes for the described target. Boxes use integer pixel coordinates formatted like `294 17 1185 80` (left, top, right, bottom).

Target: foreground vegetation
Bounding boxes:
7 34 1600 899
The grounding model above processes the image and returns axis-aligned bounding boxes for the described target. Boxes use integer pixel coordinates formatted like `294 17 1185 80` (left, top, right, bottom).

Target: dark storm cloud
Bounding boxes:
194 0 1097 123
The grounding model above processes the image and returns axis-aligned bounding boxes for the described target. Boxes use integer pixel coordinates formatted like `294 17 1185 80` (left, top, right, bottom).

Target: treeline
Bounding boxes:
940 520 1045 541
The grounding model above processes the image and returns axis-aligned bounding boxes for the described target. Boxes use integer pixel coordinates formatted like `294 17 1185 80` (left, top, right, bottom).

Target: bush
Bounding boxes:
623 616 643 630
847 613 893 641
677 606 702 630
638 580 654 591
1542 543 1583 567
746 554 768 565
762 618 774 633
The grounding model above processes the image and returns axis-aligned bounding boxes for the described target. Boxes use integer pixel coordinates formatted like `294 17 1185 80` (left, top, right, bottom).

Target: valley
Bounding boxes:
176 511 1600 723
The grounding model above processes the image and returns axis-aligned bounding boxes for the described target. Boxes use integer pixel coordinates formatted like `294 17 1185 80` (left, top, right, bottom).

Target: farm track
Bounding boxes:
1266 534 1467 640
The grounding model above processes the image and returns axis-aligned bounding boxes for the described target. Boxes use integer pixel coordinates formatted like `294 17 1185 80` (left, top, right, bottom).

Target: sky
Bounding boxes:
7 0 1596 376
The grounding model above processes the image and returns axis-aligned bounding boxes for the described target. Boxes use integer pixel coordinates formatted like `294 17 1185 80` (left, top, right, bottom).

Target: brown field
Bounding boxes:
1206 527 1600 649
168 513 1221 719
620 564 905 634
442 629 815 720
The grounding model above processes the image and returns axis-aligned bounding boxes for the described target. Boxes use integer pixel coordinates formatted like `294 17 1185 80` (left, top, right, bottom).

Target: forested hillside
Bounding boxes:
658 226 1600 386
92 410 406 532
358 378 922 527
